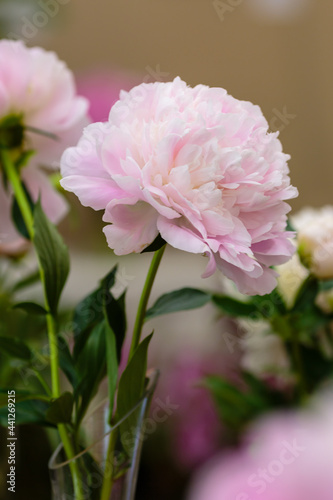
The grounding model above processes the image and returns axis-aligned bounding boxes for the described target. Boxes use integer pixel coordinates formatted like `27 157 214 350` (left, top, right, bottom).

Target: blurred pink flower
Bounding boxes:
188 391 333 500
0 40 89 255
152 352 236 471
60 77 297 295
76 71 139 123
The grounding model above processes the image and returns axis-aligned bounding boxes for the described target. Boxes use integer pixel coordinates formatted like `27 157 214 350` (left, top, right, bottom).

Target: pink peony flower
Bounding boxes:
0 40 89 255
60 77 297 295
187 391 333 500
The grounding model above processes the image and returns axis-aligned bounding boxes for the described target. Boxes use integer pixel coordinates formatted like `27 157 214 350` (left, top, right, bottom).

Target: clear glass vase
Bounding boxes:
48 370 159 500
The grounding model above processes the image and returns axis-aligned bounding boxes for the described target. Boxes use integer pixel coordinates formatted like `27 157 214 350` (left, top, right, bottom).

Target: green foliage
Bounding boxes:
11 182 34 240
72 266 118 361
33 201 70 314
204 372 289 436
146 288 211 320
13 302 47 315
46 392 74 425
116 334 152 453
0 335 32 361
0 398 51 427
74 321 107 426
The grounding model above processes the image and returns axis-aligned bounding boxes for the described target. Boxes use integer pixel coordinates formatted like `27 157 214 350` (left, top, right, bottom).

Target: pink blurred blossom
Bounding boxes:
0 40 89 255
188 391 333 500
152 352 236 471
76 71 139 123
61 77 297 295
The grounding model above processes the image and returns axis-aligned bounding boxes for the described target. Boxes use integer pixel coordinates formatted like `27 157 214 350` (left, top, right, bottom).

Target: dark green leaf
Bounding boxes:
104 322 118 421
0 391 50 408
0 336 32 360
292 276 319 312
212 295 258 317
58 336 78 390
33 201 70 314
46 392 74 425
0 399 51 427
116 334 152 453
11 182 34 240
146 288 211 320
73 266 118 361
104 290 126 362
75 321 107 424
141 234 166 253
13 301 47 315
12 270 40 292
203 373 288 434
251 289 287 316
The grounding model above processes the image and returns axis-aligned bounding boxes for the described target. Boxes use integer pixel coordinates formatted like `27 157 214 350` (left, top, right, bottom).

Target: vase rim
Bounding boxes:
48 368 160 470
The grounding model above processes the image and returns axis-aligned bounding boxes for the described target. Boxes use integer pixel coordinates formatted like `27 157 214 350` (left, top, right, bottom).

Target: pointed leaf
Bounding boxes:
0 335 32 360
12 270 40 292
104 322 118 421
0 391 50 409
13 301 47 315
116 334 152 453
58 336 78 390
146 288 211 320
75 321 107 424
73 266 118 360
33 201 69 314
11 182 34 240
0 399 50 426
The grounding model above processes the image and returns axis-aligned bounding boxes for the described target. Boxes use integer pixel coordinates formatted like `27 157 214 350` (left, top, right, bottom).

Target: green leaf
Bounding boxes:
73 266 118 361
141 234 166 253
104 289 126 362
212 295 258 317
46 392 74 425
75 321 107 424
11 182 34 240
13 302 47 315
0 391 50 409
104 321 118 421
251 289 287 317
33 201 69 314
0 335 32 360
203 374 287 434
12 269 40 292
146 288 211 320
58 336 78 390
292 276 319 312
0 399 51 426
116 334 152 453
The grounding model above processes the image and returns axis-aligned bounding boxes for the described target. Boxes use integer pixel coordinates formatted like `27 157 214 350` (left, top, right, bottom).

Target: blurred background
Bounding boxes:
0 0 332 498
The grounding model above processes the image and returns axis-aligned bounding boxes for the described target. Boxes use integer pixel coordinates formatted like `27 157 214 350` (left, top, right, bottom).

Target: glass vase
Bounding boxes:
48 369 159 500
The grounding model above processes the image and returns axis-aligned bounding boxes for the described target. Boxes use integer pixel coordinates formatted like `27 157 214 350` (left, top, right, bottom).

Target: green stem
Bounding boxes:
128 245 166 360
1 149 85 499
100 428 118 500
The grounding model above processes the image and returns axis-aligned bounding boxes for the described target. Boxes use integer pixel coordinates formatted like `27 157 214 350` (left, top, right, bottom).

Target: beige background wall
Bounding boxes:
28 0 333 212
